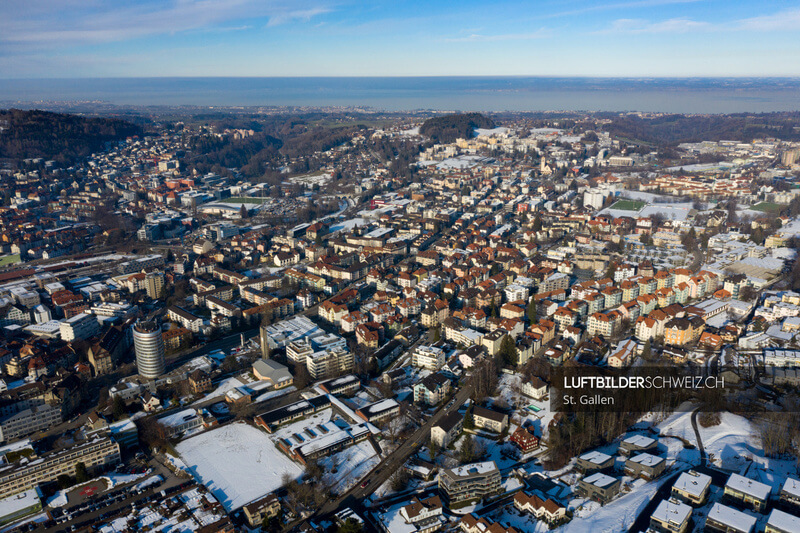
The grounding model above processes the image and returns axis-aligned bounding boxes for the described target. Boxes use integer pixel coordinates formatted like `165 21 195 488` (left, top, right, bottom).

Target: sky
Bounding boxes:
2 0 800 78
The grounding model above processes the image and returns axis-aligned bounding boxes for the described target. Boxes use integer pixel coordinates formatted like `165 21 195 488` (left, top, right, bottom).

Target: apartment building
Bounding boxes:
0 403 62 443
431 412 463 448
438 461 501 507
412 345 446 371
59 312 100 342
0 437 121 497
471 406 508 434
306 347 354 380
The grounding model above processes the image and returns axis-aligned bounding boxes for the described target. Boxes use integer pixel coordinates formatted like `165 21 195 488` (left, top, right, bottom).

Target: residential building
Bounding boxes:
672 470 712 506
705 503 756 533
724 473 770 512
577 473 621 504
438 461 501 507
649 498 692 533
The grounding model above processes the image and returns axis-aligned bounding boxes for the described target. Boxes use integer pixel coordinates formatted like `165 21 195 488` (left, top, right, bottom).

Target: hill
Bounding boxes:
0 109 143 164
419 113 496 143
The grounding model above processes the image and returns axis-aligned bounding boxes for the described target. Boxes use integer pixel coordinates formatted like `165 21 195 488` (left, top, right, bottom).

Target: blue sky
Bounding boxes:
2 0 800 78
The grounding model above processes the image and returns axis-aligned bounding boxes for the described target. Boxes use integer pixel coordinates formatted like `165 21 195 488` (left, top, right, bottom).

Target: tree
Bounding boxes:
641 339 652 361
459 435 476 463
239 204 249 219
432 326 441 343
527 299 537 324
532 215 543 233
499 335 518 367
463 408 475 430
338 518 363 533
429 439 439 460
75 462 88 484
112 396 126 421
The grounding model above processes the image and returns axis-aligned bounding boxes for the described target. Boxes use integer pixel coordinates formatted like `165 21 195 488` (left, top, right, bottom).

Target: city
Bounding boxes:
0 108 798 533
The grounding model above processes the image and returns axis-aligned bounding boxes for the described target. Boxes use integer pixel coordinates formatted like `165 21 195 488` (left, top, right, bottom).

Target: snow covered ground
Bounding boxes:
176 422 303 511
319 441 380 495
565 478 664 532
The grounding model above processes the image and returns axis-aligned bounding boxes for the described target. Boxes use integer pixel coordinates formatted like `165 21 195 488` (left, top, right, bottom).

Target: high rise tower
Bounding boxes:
132 320 166 379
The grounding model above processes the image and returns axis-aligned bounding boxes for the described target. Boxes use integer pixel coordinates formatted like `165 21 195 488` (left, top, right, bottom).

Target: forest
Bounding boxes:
0 109 142 164
419 113 496 143
596 112 800 145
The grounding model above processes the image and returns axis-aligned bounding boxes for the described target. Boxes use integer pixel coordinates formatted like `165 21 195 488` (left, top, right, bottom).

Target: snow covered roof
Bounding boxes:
673 470 711 498
628 453 664 467
0 488 41 519
783 477 800 499
652 498 691 526
767 509 800 533
707 502 756 532
447 461 498 478
726 473 770 501
582 472 617 488
579 451 612 465
622 434 656 448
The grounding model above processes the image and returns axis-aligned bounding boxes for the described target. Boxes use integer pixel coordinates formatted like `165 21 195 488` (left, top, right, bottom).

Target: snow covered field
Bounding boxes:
176 422 303 511
320 440 380 495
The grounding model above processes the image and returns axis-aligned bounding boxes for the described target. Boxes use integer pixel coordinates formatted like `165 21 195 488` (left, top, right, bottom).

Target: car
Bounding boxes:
360 480 369 488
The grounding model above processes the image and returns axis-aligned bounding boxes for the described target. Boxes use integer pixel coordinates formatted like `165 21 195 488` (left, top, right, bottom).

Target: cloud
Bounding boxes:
0 0 332 46
445 29 552 42
266 7 331 26
736 8 800 32
606 17 710 34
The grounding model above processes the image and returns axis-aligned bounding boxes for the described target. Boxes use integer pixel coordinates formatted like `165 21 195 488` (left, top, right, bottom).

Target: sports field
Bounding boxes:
219 197 266 204
609 199 646 211
750 202 784 213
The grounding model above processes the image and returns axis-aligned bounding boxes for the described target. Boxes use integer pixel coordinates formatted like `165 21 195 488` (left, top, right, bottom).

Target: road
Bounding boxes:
690 407 707 467
291 382 474 529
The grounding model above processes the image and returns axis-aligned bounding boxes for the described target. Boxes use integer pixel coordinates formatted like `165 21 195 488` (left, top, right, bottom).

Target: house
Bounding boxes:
649 498 692 533
398 496 444 533
576 451 614 473
242 494 281 528
471 406 508 434
431 412 463 448
724 473 770 512
509 426 540 454
577 473 621 504
781 478 800 511
624 453 666 480
766 509 800 533
619 434 658 456
140 392 161 413
705 502 756 533
672 470 712 505
513 491 566 524
521 377 548 400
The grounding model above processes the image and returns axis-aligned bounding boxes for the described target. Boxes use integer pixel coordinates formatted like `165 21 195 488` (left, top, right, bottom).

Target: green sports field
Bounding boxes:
609 199 646 211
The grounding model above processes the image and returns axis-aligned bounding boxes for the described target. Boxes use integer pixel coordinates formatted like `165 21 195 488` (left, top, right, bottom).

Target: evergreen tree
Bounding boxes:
641 339 652 360
532 215 543 233
499 335 518 367
459 436 476 463
527 299 537 324
75 462 88 484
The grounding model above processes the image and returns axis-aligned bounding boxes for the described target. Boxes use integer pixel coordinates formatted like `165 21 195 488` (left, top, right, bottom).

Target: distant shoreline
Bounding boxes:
1 76 799 113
